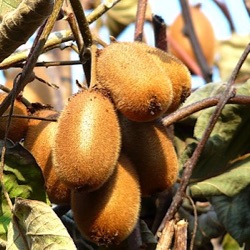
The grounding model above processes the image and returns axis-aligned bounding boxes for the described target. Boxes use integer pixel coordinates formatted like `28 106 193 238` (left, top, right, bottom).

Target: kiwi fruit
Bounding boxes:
71 154 141 246
53 88 121 191
148 49 192 112
0 92 28 142
168 5 216 68
24 108 71 205
120 114 178 196
95 41 173 122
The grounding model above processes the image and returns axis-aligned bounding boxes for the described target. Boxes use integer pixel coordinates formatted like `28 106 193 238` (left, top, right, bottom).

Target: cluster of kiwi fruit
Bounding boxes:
1 41 191 246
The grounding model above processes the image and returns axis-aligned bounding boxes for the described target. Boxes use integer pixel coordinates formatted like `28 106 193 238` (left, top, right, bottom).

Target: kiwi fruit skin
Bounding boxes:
53 89 121 191
0 92 28 142
71 154 141 246
96 41 173 122
120 115 178 196
148 49 192 112
168 6 216 67
24 108 71 205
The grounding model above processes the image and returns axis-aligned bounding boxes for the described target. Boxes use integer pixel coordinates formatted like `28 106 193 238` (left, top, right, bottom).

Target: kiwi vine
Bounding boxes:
0 0 250 249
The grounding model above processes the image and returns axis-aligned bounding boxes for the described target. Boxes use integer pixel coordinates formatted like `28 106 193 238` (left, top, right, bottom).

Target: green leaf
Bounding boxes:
190 154 250 197
186 80 250 181
222 234 242 250
211 185 250 246
0 140 46 201
6 198 77 249
0 140 47 241
0 0 21 16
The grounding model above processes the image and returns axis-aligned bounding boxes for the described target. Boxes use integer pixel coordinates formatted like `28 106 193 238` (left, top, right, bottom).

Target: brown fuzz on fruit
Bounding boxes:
120 115 179 196
0 92 28 142
71 154 141 246
148 48 192 112
95 41 173 122
168 5 216 68
53 89 121 191
24 108 71 205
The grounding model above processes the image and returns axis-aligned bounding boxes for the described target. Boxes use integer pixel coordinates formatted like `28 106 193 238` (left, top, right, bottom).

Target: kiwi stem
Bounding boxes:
152 15 167 52
179 0 212 83
65 9 86 78
156 43 250 242
69 0 92 85
89 43 98 88
134 0 148 42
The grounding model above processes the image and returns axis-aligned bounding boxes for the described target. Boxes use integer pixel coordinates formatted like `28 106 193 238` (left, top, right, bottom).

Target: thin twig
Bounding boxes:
179 0 212 82
0 0 120 69
167 35 202 76
35 76 59 89
14 60 81 68
162 95 250 127
186 195 197 250
69 0 92 84
157 42 250 237
86 0 121 24
65 10 83 51
134 0 148 42
1 114 57 122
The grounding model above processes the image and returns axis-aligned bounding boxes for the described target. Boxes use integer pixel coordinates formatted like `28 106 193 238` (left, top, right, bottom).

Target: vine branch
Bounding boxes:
162 95 250 127
157 42 250 243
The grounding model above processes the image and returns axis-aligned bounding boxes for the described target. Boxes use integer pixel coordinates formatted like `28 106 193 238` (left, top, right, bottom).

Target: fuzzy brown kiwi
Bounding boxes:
0 92 28 142
71 154 141 246
120 114 178 196
53 88 121 191
95 41 173 122
148 48 192 112
168 5 216 68
24 108 71 205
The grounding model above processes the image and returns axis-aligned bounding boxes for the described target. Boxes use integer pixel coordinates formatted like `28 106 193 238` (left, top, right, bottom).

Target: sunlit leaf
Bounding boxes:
222 234 241 250
6 198 77 249
0 0 21 16
190 154 250 197
211 185 250 246
218 33 250 81
0 0 54 62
